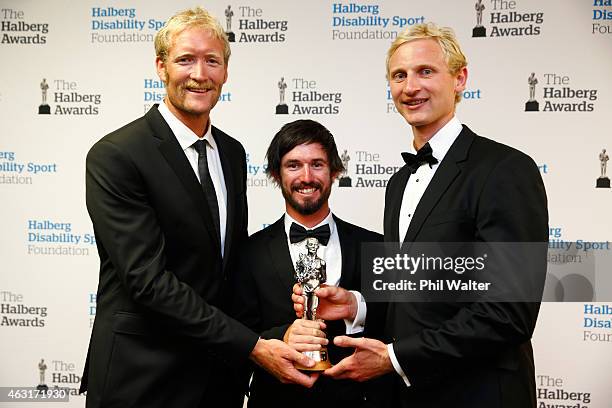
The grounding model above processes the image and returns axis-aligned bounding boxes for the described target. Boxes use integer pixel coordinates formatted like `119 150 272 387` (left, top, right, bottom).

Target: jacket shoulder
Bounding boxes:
334 216 383 242
245 217 284 248
212 126 246 156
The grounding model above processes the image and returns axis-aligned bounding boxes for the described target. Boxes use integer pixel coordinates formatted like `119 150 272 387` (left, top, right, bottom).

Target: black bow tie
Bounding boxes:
289 223 331 245
401 142 439 174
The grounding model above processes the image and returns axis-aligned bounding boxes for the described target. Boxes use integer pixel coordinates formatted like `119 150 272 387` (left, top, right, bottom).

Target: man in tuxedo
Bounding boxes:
293 23 548 407
230 119 382 407
80 7 318 408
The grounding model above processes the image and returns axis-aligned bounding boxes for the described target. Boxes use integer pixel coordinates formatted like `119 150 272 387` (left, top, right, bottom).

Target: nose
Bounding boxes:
403 72 420 96
190 59 207 81
301 165 314 183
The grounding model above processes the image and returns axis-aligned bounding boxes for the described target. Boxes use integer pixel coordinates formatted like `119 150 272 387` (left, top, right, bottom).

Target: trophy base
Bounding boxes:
525 100 539 111
472 26 486 37
276 104 288 114
596 177 610 188
296 349 332 372
226 31 235 42
37 384 49 391
339 176 352 187
38 104 50 114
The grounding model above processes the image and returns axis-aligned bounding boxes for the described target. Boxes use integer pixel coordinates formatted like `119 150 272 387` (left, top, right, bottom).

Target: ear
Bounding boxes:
155 56 167 84
454 66 468 94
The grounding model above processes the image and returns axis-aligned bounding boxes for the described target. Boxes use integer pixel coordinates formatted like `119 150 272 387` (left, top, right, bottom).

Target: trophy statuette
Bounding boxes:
293 237 332 371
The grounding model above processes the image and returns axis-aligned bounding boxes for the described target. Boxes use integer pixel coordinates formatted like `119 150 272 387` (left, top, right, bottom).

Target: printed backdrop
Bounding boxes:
1 0 610 406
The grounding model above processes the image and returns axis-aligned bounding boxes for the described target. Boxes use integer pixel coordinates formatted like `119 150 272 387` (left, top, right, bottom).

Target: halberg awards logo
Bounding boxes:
222 4 287 43
523 72 598 112
34 358 82 396
597 148 610 188
337 149 401 188
273 76 342 115
1 290 47 327
470 0 544 38
36 78 102 115
1 8 49 44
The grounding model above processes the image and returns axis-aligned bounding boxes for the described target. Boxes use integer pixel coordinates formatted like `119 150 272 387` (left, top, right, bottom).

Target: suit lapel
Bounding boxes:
146 106 221 254
214 127 235 268
385 166 411 243
403 126 474 244
266 217 296 291
334 216 356 287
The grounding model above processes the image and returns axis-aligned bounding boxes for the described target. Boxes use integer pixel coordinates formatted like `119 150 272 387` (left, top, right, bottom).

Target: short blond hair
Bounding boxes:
154 7 230 64
386 23 467 103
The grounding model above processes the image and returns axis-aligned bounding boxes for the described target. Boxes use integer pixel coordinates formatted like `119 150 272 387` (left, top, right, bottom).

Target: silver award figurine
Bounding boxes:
37 358 49 391
597 148 610 188
525 72 539 111
276 77 289 114
294 237 331 370
224 5 235 42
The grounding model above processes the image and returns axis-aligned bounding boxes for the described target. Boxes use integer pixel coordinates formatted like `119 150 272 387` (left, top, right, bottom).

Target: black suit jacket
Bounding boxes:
230 215 383 408
379 125 548 408
81 105 258 408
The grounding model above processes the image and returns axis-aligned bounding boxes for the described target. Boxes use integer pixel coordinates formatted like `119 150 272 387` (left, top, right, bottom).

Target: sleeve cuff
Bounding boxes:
387 343 411 387
343 290 366 334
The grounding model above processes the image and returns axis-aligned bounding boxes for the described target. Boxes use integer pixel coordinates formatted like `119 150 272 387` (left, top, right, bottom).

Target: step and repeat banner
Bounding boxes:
1 0 610 406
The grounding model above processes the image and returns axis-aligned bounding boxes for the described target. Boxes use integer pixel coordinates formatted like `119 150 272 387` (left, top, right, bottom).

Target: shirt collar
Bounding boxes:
157 101 217 151
284 211 336 240
409 116 462 163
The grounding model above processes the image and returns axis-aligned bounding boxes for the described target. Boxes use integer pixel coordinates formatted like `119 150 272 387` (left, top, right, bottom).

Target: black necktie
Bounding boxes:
401 142 439 174
193 140 220 244
289 223 331 245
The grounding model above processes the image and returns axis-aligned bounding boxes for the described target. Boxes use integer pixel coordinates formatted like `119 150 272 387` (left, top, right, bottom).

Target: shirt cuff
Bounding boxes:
343 290 366 334
387 343 411 387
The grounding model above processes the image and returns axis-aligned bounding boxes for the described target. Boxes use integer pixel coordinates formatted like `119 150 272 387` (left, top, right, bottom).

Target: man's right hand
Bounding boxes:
249 338 319 387
292 284 357 321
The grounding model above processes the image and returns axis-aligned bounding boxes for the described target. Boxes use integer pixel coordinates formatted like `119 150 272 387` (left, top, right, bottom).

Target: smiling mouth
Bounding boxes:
293 183 321 196
186 87 211 94
297 187 317 195
404 98 428 107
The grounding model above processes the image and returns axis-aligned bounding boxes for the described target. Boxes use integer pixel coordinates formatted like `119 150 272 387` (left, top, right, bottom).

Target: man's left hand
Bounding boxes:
323 336 394 381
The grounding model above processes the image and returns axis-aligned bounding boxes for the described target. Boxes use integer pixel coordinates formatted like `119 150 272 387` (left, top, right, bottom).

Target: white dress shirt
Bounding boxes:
284 212 366 334
158 102 228 257
389 116 463 386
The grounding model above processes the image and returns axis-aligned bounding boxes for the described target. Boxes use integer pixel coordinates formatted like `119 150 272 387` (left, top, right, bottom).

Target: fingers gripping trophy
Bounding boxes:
294 237 331 370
